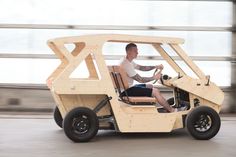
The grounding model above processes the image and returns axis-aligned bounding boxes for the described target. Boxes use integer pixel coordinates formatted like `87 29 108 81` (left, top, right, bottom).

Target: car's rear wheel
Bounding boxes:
53 106 63 128
63 107 99 142
186 106 221 140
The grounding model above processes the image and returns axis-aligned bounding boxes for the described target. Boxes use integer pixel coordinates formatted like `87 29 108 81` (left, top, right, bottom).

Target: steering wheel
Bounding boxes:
153 68 170 85
153 68 163 84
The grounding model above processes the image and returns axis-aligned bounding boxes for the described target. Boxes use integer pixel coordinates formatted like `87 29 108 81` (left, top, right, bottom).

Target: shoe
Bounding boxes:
179 101 190 108
179 106 187 111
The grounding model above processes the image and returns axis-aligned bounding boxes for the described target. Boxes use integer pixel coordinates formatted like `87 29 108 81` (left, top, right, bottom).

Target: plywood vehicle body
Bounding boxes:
47 34 224 142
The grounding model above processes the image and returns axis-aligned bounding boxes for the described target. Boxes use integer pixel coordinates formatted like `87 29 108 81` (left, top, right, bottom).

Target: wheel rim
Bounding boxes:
194 114 212 132
72 115 90 134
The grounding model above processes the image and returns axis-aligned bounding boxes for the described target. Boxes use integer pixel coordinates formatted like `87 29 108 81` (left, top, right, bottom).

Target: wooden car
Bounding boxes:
47 34 224 142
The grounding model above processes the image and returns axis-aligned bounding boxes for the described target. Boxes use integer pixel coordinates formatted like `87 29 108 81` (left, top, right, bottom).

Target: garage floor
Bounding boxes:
0 114 236 157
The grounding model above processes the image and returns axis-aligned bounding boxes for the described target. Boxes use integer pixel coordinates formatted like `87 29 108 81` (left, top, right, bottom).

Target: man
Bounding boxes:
119 43 176 112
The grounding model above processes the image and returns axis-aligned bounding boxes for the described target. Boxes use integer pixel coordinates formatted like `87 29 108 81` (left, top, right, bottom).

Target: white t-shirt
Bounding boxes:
119 57 138 87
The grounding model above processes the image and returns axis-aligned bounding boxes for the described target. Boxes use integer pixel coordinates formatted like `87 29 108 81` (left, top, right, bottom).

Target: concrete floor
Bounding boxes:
0 114 236 157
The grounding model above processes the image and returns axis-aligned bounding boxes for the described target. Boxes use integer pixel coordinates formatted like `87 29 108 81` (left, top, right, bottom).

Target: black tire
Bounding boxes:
53 106 63 128
186 106 221 140
63 107 99 142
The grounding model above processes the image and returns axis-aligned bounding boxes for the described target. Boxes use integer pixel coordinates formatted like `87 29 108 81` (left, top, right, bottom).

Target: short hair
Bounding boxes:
125 43 137 52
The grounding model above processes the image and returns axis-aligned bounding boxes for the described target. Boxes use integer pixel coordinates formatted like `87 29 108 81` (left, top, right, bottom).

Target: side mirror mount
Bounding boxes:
178 72 183 79
205 75 210 86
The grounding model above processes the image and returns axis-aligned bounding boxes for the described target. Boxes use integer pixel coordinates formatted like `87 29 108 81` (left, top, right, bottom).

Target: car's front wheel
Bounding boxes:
186 106 221 140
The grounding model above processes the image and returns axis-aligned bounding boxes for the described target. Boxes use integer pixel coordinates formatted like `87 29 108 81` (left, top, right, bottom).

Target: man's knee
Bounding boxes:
152 88 160 97
146 84 153 89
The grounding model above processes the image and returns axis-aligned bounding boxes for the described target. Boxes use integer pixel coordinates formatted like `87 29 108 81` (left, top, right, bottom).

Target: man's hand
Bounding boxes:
156 64 164 70
153 70 162 80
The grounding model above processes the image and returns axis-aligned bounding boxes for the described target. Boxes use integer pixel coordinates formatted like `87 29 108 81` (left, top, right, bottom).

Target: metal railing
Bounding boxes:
0 24 234 32
0 53 235 62
0 83 233 92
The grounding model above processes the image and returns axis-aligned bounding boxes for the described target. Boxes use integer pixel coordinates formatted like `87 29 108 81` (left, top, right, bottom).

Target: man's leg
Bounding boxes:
152 88 174 112
146 84 153 89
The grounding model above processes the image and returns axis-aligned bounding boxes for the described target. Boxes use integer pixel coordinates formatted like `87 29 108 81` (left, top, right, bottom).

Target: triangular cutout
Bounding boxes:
69 53 101 79
69 60 89 78
64 44 76 53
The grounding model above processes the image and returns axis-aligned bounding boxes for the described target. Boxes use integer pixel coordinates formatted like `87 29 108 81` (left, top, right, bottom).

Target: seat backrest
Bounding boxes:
107 66 117 89
112 66 129 90
107 65 129 94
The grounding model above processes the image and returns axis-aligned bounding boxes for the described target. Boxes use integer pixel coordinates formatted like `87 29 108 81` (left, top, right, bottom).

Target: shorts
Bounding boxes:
120 84 153 97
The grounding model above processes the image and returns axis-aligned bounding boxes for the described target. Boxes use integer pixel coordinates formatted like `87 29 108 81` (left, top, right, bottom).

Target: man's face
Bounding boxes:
128 47 138 59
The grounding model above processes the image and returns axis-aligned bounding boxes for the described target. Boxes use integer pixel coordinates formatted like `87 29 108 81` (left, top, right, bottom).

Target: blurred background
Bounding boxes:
0 0 235 113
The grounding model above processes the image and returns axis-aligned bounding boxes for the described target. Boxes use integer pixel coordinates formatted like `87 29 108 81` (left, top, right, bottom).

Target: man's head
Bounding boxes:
125 43 138 60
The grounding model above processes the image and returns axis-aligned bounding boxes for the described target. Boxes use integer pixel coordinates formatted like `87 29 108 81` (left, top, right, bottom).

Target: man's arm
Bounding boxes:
136 65 156 71
131 74 155 83
136 64 163 71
